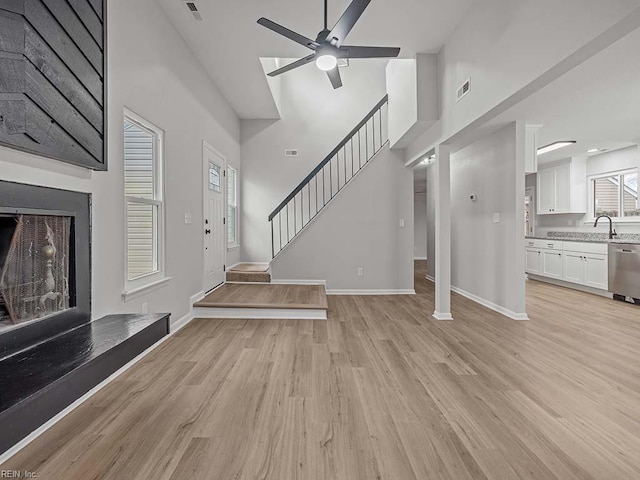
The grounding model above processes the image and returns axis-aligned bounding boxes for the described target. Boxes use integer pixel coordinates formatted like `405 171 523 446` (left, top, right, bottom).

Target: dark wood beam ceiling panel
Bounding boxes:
0 0 106 170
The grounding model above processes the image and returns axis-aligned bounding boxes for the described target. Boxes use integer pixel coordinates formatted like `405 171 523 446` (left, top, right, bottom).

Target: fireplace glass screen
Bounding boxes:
0 215 73 331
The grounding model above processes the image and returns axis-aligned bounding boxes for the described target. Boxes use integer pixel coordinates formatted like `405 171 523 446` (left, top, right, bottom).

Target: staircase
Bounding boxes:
193 96 389 321
226 263 271 283
268 95 389 258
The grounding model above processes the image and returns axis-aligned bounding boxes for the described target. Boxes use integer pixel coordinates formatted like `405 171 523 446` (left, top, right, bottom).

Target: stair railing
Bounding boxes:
268 95 389 258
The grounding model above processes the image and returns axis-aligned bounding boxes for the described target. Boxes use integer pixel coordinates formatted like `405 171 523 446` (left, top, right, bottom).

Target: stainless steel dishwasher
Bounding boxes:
609 243 640 303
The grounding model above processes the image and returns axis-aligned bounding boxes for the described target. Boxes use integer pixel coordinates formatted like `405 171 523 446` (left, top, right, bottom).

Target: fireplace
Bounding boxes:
0 181 91 357
0 213 75 330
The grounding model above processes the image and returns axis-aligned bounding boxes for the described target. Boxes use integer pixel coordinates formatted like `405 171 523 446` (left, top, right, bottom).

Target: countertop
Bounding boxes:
525 235 640 245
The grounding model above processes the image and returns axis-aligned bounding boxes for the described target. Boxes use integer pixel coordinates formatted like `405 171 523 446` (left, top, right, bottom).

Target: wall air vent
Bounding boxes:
184 1 203 21
456 77 470 102
285 149 299 157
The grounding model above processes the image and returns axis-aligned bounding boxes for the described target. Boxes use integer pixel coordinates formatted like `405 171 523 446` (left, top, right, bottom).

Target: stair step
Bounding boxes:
226 271 271 283
226 263 271 283
194 283 327 320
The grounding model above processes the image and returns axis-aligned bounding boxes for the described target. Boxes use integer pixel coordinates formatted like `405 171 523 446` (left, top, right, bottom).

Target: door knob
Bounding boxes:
205 229 211 235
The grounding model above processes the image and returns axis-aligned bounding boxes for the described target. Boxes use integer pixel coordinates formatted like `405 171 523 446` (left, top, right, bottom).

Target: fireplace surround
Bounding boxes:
0 180 91 357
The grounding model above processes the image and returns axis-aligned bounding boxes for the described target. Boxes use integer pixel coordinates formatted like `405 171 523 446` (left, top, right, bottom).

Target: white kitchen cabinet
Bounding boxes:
561 251 608 290
541 250 563 279
584 254 608 290
525 249 542 274
538 168 556 213
537 158 587 215
554 164 571 212
563 252 585 284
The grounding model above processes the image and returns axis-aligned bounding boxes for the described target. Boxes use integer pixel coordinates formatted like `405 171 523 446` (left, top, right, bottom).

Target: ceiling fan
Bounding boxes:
257 0 400 89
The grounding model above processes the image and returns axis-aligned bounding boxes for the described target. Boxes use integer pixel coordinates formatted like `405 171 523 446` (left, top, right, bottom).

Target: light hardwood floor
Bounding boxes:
3 261 640 479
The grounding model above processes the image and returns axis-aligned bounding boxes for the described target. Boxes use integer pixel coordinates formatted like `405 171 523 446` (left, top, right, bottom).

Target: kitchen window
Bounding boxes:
227 166 238 248
123 110 167 294
590 168 639 220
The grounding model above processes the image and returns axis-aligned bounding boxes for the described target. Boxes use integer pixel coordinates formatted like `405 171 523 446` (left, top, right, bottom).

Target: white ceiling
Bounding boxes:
491 26 640 164
157 0 476 119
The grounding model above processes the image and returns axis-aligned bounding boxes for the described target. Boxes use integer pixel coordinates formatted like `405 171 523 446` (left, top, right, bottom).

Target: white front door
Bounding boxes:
203 143 226 292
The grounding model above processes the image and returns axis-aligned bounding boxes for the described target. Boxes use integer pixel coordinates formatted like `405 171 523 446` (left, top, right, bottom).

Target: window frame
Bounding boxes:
227 165 239 249
588 167 639 223
122 109 168 296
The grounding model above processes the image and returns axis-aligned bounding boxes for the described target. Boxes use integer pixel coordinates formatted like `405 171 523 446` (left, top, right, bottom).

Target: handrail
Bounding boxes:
268 94 388 221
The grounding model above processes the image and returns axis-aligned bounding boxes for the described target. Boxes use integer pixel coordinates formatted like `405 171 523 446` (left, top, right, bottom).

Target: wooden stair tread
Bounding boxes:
194 283 328 310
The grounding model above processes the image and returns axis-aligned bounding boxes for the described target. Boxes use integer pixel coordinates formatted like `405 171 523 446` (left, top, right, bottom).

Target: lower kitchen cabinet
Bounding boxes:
561 252 608 290
584 254 608 290
526 239 609 293
563 252 585 284
525 249 542 275
541 250 563 279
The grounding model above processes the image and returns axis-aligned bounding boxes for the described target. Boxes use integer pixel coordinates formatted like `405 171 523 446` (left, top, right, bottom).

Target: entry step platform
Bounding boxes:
194 283 327 320
226 263 272 283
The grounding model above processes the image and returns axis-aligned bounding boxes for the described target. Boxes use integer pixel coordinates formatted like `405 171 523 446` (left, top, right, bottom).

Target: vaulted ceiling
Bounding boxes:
157 0 475 119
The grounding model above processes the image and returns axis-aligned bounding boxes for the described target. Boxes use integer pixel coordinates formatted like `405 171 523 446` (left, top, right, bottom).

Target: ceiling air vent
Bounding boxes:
285 149 299 158
456 77 470 102
184 1 203 21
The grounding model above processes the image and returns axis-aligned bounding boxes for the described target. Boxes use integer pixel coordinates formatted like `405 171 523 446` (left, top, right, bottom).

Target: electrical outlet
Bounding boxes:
493 213 500 223
141 302 149 314
357 267 364 277
184 213 192 225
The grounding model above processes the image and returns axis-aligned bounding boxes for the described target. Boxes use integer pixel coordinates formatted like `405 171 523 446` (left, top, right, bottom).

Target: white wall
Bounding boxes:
414 172 428 260
0 0 240 323
406 0 640 161
270 146 414 292
450 123 526 316
536 145 640 234
241 60 389 262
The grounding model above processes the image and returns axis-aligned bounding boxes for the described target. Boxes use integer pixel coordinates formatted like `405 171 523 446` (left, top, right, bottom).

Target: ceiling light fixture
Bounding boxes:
316 54 338 71
537 141 576 156
587 148 608 154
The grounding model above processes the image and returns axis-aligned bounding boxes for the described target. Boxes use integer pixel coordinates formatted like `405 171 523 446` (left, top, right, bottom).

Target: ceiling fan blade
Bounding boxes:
268 54 316 77
328 0 371 44
327 67 343 89
339 45 400 58
257 18 319 50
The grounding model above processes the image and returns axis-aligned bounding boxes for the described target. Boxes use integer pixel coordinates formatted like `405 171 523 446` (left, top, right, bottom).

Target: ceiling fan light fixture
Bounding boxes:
316 53 338 71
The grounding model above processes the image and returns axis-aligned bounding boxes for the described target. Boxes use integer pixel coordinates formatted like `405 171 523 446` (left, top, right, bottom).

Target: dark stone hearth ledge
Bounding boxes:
0 313 170 454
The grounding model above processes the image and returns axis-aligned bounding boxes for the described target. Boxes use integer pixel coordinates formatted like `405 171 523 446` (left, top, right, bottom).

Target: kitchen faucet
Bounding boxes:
594 214 618 240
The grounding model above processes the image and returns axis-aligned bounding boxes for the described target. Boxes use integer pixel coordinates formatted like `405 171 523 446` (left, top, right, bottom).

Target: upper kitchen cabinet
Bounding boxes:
537 157 587 215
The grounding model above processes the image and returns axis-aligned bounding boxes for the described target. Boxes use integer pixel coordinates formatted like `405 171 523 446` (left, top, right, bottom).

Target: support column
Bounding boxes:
433 144 453 321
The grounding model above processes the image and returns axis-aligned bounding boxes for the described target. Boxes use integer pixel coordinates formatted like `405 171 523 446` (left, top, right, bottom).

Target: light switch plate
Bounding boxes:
184 213 192 225
493 213 500 223
399 218 405 228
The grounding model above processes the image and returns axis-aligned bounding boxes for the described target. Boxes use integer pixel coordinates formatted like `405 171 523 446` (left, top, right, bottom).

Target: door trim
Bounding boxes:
202 140 227 293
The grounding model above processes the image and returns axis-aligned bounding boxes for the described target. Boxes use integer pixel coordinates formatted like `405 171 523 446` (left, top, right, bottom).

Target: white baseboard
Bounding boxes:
326 289 416 295
193 306 327 320
450 285 529 321
426 275 435 283
414 257 427 260
0 291 201 463
433 311 454 321
271 279 327 286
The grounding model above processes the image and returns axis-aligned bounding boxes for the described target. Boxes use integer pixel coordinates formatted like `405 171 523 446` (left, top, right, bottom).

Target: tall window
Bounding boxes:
227 166 238 247
124 111 165 285
591 168 639 220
